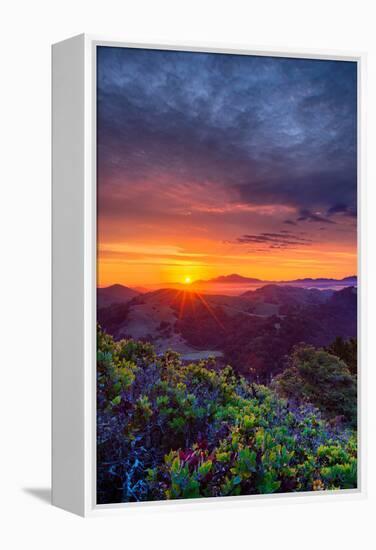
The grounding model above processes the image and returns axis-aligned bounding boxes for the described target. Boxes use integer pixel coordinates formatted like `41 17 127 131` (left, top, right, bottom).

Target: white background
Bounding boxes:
1 0 375 548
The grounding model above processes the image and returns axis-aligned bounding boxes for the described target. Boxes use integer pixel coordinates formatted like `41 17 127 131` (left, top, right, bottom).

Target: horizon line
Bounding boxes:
97 273 357 289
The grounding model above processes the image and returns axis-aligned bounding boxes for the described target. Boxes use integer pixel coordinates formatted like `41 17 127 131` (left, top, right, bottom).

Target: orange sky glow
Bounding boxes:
97 184 357 288
97 49 357 289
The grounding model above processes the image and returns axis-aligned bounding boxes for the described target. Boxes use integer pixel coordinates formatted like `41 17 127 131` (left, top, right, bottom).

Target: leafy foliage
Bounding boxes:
97 327 357 503
273 345 357 426
326 336 357 375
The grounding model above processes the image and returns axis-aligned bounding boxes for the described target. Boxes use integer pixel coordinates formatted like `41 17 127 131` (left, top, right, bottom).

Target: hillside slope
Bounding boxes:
98 285 357 381
97 284 140 308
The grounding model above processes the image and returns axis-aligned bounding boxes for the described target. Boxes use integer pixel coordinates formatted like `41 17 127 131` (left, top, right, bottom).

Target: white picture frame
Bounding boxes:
52 34 366 517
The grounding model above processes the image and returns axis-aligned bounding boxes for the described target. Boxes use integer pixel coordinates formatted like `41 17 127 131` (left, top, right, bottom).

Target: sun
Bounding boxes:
183 276 192 285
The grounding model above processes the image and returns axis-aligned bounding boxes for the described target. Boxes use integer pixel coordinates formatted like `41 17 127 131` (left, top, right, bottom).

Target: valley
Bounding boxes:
97 279 357 382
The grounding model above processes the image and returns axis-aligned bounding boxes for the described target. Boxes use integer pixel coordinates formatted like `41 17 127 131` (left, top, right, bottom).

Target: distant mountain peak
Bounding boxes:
193 274 264 285
209 274 263 283
105 283 131 290
192 273 357 285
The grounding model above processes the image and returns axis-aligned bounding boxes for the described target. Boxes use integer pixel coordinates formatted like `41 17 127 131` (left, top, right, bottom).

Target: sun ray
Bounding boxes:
194 292 226 331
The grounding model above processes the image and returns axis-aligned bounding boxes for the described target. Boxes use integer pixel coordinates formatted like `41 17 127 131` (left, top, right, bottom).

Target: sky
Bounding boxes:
97 46 357 288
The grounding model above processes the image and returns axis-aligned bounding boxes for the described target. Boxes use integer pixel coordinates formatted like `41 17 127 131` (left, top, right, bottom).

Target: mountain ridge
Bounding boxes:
97 284 357 381
192 273 357 285
97 284 140 308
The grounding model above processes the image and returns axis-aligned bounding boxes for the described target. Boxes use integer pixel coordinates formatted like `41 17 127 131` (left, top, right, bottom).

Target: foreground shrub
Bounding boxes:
97 327 357 503
273 345 357 426
326 336 357 375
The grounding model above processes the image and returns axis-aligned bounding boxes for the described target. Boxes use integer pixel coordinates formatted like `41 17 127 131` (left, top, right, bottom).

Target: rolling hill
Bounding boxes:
97 284 140 308
98 284 357 381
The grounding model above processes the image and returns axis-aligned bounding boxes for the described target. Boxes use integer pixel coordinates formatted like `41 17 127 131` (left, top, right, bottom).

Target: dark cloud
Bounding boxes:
236 231 312 249
97 47 357 220
297 209 336 224
327 203 357 218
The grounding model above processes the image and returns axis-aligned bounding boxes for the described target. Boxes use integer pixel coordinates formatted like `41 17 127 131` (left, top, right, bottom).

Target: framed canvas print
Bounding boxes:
52 35 365 516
